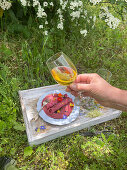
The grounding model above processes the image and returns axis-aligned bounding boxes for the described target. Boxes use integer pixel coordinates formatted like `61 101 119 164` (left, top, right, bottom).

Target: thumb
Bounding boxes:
70 83 91 92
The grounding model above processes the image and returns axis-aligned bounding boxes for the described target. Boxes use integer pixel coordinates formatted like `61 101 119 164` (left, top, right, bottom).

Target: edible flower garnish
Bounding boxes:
58 93 63 97
40 126 46 130
37 128 40 132
58 97 62 102
63 115 67 119
70 103 74 107
99 106 104 109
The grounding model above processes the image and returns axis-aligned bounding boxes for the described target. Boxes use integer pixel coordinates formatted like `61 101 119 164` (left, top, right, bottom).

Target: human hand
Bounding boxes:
66 73 116 107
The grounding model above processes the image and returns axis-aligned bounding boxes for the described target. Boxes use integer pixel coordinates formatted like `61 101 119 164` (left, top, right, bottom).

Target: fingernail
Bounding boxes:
70 83 77 90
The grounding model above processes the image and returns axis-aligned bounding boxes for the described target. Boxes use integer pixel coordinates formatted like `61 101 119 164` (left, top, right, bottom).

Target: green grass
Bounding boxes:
0 20 127 170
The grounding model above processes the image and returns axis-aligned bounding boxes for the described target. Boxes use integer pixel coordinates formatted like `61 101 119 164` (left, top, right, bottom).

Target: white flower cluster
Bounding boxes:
70 0 83 10
70 0 83 20
20 0 30 6
80 29 87 37
20 0 27 6
57 8 64 30
0 0 122 36
56 0 97 36
37 5 47 18
60 0 68 10
0 0 11 10
33 0 39 7
32 0 55 35
56 0 84 31
99 7 120 29
89 0 102 5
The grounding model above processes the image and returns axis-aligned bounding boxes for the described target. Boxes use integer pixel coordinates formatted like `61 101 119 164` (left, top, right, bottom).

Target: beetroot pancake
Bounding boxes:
42 93 74 119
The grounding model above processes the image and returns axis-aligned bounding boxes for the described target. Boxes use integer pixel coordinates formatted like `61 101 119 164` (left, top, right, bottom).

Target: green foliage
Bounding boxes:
0 64 17 132
0 44 13 60
13 122 25 131
24 146 33 157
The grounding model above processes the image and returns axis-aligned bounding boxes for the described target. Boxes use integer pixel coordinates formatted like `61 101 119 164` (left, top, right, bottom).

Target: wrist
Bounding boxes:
110 86 127 107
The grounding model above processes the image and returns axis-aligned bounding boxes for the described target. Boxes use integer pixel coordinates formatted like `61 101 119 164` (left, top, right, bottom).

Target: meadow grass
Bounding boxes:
0 20 127 170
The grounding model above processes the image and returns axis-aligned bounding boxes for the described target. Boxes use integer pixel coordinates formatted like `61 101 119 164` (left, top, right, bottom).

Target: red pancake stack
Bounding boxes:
42 93 74 119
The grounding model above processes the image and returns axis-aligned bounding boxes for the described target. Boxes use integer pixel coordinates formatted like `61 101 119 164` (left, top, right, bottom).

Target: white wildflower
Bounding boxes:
57 22 63 30
39 25 43 29
89 0 102 5
101 6 108 12
43 2 48 7
70 5 75 10
79 1 83 6
27 1 30 6
70 11 80 19
44 30 48 35
93 15 96 22
50 2 54 6
60 0 63 5
70 1 78 8
0 0 12 10
99 7 120 29
45 21 48 24
20 0 27 6
57 9 61 14
59 14 63 20
37 5 47 18
81 15 86 19
80 29 87 37
33 0 40 7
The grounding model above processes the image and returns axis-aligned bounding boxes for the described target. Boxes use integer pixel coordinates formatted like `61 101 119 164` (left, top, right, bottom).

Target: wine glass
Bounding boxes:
46 52 87 106
46 52 95 112
97 68 112 83
46 52 77 86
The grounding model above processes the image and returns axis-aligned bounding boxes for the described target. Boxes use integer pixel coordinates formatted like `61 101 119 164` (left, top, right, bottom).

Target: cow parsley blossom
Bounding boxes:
80 29 87 37
44 30 48 35
43 2 48 7
99 7 120 29
50 2 54 6
0 0 122 37
39 25 43 29
20 0 27 6
33 0 40 7
89 0 102 5
0 0 11 10
37 5 47 18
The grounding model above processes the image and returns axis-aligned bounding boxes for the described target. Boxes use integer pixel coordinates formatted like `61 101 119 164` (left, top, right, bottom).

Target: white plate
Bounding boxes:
37 90 80 125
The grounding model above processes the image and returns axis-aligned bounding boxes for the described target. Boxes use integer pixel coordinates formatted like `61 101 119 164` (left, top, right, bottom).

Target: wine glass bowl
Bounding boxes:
97 68 112 83
46 52 77 86
46 52 88 110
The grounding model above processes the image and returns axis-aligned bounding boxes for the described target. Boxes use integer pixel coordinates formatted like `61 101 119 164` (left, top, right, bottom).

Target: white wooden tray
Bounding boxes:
19 84 122 146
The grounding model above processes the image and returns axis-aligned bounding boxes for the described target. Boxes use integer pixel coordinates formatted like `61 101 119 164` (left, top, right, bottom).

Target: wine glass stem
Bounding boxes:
74 92 86 106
